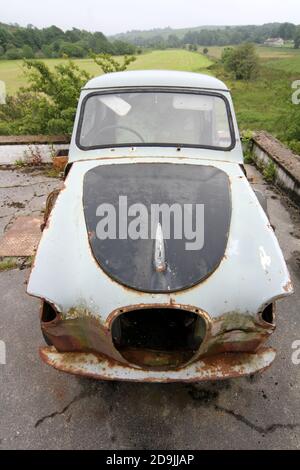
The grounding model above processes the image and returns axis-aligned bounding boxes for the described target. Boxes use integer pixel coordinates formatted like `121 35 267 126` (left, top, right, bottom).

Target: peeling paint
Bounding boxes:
40 346 276 382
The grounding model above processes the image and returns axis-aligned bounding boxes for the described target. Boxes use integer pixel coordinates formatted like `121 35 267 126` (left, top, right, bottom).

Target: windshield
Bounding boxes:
77 91 234 150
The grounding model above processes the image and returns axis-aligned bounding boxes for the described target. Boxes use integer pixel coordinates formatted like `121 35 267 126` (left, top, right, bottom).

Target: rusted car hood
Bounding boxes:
28 157 292 323
83 163 231 292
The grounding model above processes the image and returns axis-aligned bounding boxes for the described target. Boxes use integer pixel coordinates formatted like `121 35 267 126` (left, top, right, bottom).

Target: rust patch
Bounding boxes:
39 346 276 382
42 305 126 364
283 279 294 293
40 303 275 374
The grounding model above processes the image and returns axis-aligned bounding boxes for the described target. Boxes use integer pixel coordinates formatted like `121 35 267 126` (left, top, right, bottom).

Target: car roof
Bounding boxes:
83 70 229 92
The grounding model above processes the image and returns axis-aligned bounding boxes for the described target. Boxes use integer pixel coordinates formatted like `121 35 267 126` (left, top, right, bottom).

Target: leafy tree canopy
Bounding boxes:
0 22 135 59
221 43 260 80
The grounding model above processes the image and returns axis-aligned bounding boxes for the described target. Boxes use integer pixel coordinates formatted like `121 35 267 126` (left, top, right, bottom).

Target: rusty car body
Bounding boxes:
27 70 293 382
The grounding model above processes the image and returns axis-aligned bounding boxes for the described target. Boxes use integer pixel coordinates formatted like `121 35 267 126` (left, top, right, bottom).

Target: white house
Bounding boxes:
264 37 285 47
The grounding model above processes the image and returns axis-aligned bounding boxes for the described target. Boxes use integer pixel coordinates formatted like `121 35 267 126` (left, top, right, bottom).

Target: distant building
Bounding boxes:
264 38 285 47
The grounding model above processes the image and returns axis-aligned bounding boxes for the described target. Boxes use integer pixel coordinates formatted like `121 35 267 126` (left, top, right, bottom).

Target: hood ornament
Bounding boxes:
154 222 167 272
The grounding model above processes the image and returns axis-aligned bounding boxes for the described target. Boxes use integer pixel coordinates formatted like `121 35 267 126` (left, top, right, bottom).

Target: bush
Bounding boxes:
5 47 22 60
21 45 34 59
221 43 260 80
286 140 300 155
112 40 136 55
0 53 137 135
0 60 91 134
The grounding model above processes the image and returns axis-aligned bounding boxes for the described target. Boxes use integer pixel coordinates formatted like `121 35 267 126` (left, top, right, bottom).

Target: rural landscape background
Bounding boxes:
0 21 300 153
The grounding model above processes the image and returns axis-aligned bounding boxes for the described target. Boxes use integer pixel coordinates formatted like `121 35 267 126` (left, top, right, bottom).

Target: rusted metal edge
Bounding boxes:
39 346 276 383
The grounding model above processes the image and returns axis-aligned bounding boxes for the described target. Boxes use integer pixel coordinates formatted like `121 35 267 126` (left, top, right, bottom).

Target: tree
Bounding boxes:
294 27 300 49
41 44 54 58
5 47 22 60
221 43 260 80
279 23 296 40
112 40 136 55
21 45 34 58
203 48 209 55
59 42 85 58
166 34 180 48
0 22 135 59
0 27 13 51
188 44 197 52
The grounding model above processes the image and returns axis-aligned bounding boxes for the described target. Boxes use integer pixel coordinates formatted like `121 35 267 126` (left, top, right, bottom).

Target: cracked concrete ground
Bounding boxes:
0 167 60 237
0 165 300 450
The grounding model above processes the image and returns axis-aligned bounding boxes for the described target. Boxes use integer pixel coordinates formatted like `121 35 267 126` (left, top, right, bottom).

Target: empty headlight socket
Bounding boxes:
259 303 276 327
40 300 60 324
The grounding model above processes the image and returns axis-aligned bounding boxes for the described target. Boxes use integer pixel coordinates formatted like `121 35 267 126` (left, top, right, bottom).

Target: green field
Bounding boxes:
0 46 299 144
0 49 213 94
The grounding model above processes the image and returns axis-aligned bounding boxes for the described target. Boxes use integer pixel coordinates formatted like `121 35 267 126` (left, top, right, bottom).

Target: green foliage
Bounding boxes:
111 40 136 55
286 140 300 155
294 27 300 49
0 51 137 135
279 23 296 40
0 22 135 59
5 47 22 59
14 159 26 167
240 129 255 163
263 161 277 183
58 42 86 58
22 45 34 58
276 94 300 153
188 44 197 52
203 48 209 55
91 53 136 73
221 43 260 80
0 59 91 134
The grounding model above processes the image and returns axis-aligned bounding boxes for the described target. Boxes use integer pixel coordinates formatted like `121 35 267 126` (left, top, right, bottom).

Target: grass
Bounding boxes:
204 44 300 59
214 66 295 135
0 257 18 272
44 167 62 178
0 49 213 94
264 56 300 74
205 45 300 135
129 49 213 72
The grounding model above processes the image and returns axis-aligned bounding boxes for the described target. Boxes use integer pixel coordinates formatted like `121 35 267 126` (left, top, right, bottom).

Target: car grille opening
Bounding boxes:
111 308 206 369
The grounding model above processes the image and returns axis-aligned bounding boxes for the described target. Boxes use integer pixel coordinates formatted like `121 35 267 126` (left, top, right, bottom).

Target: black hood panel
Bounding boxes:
83 163 231 293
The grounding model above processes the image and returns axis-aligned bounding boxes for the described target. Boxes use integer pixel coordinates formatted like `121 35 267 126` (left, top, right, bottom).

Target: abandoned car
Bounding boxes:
27 70 293 382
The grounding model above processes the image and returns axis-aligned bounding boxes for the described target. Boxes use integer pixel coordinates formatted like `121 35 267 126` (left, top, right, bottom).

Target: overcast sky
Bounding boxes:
1 0 300 35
